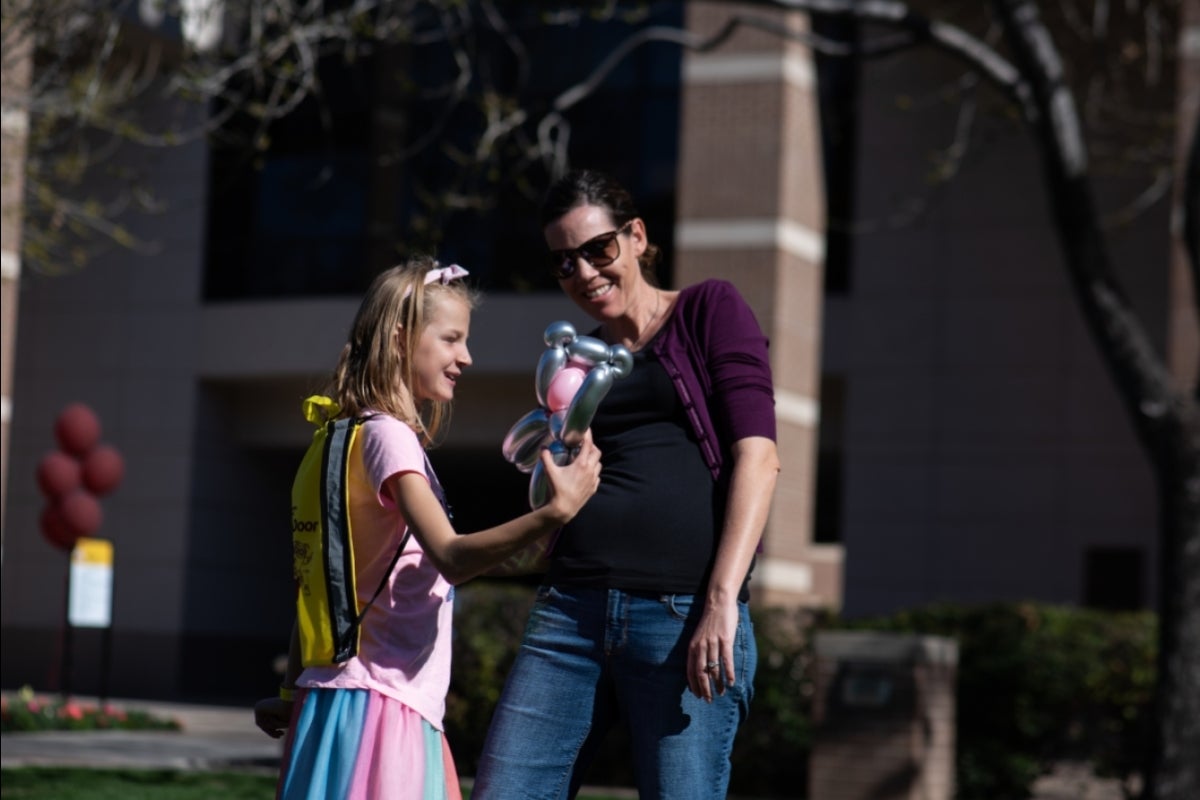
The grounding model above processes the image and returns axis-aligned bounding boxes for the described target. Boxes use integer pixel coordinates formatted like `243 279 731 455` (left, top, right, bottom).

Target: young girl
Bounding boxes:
253 258 602 800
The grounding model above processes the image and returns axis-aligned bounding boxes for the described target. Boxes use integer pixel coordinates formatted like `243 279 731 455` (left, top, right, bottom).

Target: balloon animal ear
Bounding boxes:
501 321 633 508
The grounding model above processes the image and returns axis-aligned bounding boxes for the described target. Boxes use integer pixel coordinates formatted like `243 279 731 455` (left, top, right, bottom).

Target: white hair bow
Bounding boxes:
426 263 469 285
403 263 469 299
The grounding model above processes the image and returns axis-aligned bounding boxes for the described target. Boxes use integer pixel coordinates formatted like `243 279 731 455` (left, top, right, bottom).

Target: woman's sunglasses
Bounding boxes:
547 222 633 280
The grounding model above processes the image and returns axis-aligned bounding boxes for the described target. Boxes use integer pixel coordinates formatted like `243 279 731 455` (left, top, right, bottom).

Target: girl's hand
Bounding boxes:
253 696 293 738
543 430 602 524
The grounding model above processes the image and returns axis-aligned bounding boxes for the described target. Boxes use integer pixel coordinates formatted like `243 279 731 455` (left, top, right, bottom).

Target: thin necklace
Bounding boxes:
630 291 663 351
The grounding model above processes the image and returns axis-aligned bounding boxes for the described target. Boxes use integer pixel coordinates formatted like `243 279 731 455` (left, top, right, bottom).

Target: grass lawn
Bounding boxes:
0 768 276 799
0 768 634 799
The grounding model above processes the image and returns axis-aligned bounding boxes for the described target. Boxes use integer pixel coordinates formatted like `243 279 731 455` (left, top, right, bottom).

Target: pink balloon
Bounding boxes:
546 365 587 413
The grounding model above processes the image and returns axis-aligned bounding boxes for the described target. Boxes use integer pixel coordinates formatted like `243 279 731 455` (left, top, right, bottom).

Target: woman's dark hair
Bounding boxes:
540 169 662 282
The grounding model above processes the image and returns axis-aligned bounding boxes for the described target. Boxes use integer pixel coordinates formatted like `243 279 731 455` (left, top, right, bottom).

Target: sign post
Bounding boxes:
67 537 115 701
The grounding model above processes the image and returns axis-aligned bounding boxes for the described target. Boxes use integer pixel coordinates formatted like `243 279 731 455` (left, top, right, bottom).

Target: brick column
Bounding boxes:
675 2 841 608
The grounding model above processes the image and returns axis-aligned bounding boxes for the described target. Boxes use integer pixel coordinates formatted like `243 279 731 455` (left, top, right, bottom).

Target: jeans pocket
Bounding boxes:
659 593 694 621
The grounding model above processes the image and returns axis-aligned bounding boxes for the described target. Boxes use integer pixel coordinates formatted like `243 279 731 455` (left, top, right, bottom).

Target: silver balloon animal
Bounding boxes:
501 321 633 508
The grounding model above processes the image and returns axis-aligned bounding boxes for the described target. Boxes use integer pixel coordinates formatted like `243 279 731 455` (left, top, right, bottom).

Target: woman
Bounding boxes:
473 170 780 799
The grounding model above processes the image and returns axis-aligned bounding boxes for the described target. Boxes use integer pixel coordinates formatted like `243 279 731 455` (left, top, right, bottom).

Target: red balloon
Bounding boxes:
59 490 103 537
82 445 124 496
55 404 102 457
36 451 82 498
40 504 80 551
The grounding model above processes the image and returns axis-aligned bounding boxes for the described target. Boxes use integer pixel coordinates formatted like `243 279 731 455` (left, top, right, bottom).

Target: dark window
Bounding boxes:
1083 547 1145 611
812 14 860 294
204 5 682 300
814 375 846 544
205 52 377 299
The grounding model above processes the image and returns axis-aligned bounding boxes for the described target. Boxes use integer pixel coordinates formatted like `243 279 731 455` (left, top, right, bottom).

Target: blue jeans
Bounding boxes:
472 586 756 800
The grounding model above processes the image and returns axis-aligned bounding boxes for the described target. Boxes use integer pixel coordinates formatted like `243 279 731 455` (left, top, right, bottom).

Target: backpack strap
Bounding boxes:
424 451 450 515
321 417 361 662
354 530 412 626
349 420 449 629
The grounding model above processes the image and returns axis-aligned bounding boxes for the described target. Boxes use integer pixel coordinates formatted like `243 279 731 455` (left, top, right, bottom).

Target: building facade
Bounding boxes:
2 1 1185 702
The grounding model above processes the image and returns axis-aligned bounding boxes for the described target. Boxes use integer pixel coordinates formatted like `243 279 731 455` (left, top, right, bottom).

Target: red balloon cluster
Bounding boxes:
36 403 124 551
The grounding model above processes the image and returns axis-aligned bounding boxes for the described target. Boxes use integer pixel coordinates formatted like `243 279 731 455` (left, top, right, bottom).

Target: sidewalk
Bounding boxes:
1 696 282 772
0 697 1126 800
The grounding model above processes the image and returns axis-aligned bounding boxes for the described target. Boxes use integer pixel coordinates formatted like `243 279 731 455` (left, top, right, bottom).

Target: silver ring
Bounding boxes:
705 661 719 671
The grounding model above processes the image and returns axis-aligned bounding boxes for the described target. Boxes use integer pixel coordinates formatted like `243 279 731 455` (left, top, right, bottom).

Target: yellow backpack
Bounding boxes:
291 396 420 667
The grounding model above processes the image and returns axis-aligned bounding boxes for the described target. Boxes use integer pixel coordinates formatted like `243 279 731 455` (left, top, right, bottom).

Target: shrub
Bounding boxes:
728 605 828 798
445 580 537 776
839 603 1155 800
445 586 1154 800
1 685 182 732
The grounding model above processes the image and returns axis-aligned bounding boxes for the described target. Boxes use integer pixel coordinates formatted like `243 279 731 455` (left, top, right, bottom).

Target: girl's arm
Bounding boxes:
687 435 780 702
387 431 602 585
253 618 302 738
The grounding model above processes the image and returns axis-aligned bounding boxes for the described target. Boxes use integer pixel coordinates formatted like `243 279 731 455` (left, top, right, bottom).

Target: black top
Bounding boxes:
547 347 727 595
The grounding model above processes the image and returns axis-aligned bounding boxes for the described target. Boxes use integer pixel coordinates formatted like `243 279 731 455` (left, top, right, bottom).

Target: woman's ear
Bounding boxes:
629 217 648 259
394 324 406 355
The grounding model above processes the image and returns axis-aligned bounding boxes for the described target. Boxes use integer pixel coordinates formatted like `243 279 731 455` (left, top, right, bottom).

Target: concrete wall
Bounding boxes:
1 2 1174 702
825 44 1163 615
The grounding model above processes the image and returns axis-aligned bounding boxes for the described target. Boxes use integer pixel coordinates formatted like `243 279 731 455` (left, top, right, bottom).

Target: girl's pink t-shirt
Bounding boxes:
297 415 455 730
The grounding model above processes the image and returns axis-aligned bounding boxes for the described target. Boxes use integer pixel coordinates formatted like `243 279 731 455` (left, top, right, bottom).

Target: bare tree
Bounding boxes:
984 5 1197 796
2 0 561 273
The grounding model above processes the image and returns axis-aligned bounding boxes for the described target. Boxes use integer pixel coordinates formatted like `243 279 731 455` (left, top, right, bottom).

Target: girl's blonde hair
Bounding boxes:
326 256 479 446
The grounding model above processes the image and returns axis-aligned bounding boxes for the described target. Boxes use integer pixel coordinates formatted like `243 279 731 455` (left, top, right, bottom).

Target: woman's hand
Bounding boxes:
686 437 779 702
687 599 739 702
542 430 602 525
253 696 292 739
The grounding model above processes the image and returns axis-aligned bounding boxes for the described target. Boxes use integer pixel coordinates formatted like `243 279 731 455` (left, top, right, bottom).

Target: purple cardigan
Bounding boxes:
649 279 776 482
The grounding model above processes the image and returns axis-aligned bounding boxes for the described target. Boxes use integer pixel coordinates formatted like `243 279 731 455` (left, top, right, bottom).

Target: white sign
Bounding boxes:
68 538 114 629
